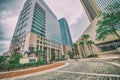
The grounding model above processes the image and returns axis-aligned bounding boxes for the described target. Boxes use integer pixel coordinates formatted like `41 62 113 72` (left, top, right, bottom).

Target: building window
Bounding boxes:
37 40 39 43
40 41 42 44
29 59 36 63
36 45 39 50
97 39 120 51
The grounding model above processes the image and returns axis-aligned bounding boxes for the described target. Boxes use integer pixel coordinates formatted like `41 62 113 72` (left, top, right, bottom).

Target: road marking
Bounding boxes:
55 70 120 78
107 62 120 67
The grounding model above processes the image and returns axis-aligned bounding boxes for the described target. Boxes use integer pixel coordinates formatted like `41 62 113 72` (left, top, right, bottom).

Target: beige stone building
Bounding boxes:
77 0 120 58
76 16 120 58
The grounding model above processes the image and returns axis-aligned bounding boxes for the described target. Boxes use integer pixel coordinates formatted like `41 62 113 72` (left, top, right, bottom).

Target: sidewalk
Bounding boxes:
0 62 65 79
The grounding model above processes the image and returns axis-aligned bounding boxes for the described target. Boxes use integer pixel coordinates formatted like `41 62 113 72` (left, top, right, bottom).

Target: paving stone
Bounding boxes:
13 59 120 80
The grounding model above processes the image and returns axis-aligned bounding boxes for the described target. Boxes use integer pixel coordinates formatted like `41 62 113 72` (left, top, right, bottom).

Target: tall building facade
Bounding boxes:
80 0 100 22
9 0 63 62
59 18 72 47
59 18 73 55
94 0 119 13
77 0 120 58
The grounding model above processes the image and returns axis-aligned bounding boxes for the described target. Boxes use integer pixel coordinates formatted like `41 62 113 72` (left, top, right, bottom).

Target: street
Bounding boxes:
9 58 120 80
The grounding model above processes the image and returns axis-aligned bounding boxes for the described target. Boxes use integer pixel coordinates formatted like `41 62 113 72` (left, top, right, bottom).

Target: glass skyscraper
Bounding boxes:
9 0 63 62
94 0 119 13
59 18 72 47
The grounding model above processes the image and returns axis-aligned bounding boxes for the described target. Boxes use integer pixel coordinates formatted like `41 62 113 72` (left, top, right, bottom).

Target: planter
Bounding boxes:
117 47 120 53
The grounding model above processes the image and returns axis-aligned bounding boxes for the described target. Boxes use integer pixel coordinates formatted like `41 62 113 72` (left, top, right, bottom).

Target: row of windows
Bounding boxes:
18 30 26 38
32 25 45 34
22 6 31 16
32 20 45 29
34 11 45 20
34 8 45 17
36 45 43 51
35 3 45 14
94 0 118 13
32 22 45 30
31 29 45 37
23 3 31 11
32 22 45 31
21 12 29 21
97 39 120 51
33 15 45 24
33 16 45 26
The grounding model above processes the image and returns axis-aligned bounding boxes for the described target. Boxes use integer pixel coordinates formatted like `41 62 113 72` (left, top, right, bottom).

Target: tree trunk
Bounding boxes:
88 45 92 55
80 46 84 58
85 39 90 56
111 26 120 39
90 45 94 54
82 45 87 57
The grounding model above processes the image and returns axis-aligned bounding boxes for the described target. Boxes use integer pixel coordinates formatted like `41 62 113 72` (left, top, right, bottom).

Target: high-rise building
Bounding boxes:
94 0 119 13
9 0 63 62
80 0 100 22
59 18 72 47
59 18 73 55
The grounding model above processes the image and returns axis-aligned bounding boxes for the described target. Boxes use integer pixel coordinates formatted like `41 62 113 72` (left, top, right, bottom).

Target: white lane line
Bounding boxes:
107 62 120 67
55 70 120 78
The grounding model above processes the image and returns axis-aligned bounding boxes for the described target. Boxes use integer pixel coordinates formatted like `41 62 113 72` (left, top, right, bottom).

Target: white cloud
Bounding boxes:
0 40 10 54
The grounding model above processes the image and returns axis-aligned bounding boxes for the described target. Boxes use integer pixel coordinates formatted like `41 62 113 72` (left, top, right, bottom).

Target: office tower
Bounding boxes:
59 18 73 55
9 0 63 62
80 0 100 22
94 0 119 13
59 18 72 47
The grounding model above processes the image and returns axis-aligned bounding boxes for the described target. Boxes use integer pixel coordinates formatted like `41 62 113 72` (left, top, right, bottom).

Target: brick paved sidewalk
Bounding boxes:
0 62 65 79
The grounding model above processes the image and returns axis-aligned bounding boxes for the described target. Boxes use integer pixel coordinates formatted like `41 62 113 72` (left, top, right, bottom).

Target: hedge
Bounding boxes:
0 60 46 71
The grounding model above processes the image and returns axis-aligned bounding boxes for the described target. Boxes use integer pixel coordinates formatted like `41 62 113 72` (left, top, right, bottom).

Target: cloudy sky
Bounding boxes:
0 0 90 54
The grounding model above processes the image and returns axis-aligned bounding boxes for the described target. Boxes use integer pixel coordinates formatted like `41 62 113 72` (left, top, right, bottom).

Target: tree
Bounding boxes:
67 51 74 59
0 56 6 65
86 40 95 54
82 34 90 56
73 43 79 59
8 53 22 64
96 2 120 41
79 41 85 58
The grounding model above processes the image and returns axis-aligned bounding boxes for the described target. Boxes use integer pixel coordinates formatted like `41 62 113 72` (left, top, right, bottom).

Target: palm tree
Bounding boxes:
82 34 90 56
79 41 85 58
73 43 79 59
86 40 95 55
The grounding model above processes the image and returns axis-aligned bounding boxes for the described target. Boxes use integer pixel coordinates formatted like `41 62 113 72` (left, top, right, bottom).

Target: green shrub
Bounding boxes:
0 65 4 70
7 64 23 70
68 51 74 59
0 60 46 71
24 62 36 67
87 54 98 58
37 60 45 65
0 56 6 64
8 53 22 64
61 55 65 59
51 53 56 60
